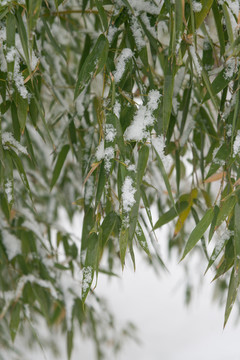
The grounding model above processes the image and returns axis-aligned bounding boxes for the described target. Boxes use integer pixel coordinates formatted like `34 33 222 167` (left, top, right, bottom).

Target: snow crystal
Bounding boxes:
2 132 28 155
214 224 234 255
82 266 93 293
5 179 13 203
104 146 114 172
113 100 121 118
148 90 162 111
85 175 94 206
152 135 171 170
76 94 85 116
14 56 28 98
95 140 105 161
192 1 202 12
189 45 202 77
130 17 145 50
107 26 118 43
113 48 133 83
124 90 161 141
105 124 117 142
226 124 232 137
95 140 114 172
122 176 136 212
224 57 237 80
228 0 239 19
128 164 136 172
6 47 16 63
1 230 21 260
233 130 240 156
140 13 156 38
128 0 161 15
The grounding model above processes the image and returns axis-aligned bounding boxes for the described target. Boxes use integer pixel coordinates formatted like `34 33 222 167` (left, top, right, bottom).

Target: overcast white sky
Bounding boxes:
15 212 240 360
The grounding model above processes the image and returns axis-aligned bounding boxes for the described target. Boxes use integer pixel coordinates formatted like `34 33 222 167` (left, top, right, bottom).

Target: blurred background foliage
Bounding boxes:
1 0 240 358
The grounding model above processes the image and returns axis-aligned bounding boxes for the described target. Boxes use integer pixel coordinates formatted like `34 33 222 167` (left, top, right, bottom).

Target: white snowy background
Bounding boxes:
18 213 240 360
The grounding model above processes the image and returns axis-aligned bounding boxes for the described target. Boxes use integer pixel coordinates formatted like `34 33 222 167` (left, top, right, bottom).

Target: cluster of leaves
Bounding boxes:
1 0 240 358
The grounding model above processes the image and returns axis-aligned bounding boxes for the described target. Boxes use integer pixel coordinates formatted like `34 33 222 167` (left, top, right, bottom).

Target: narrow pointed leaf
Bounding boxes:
181 208 214 260
50 144 70 190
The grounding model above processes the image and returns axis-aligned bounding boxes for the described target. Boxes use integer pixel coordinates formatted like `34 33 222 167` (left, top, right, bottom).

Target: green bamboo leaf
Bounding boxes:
234 202 240 258
101 211 117 248
216 196 237 228
10 303 21 342
50 144 70 190
212 0 225 55
195 0 214 29
82 233 99 303
203 69 234 102
174 0 183 54
153 147 175 210
95 162 106 206
95 0 108 31
0 7 8 21
135 221 151 257
6 12 15 72
224 265 240 327
205 235 229 274
208 205 219 242
201 66 219 109
11 102 20 141
137 145 149 185
42 19 67 61
67 330 73 360
222 3 234 44
153 201 188 230
205 143 229 179
127 146 149 244
9 149 32 201
27 0 42 35
162 61 175 133
74 34 109 99
141 185 154 228
14 92 28 133
16 9 31 75
119 226 128 269
181 208 214 260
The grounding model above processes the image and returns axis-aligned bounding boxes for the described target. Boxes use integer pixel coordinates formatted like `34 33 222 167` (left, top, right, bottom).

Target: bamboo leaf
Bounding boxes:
162 61 175 133
95 0 108 31
135 221 151 257
119 226 128 269
82 233 99 303
153 147 175 210
234 202 240 258
224 265 240 327
195 0 214 29
74 34 109 99
181 208 214 260
50 144 70 190
216 196 237 228
153 201 188 230
10 303 21 342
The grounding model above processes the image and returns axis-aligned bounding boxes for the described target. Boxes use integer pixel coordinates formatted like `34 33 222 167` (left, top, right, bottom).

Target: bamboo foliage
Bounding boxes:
1 0 240 358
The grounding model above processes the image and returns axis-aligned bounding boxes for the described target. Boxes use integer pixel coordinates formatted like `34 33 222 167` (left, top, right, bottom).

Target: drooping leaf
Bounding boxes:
75 34 109 99
181 208 214 260
50 144 70 190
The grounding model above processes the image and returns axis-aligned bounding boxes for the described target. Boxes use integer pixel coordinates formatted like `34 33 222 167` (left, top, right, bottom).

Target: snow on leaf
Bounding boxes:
122 176 136 212
124 90 161 142
113 48 133 83
2 132 28 155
